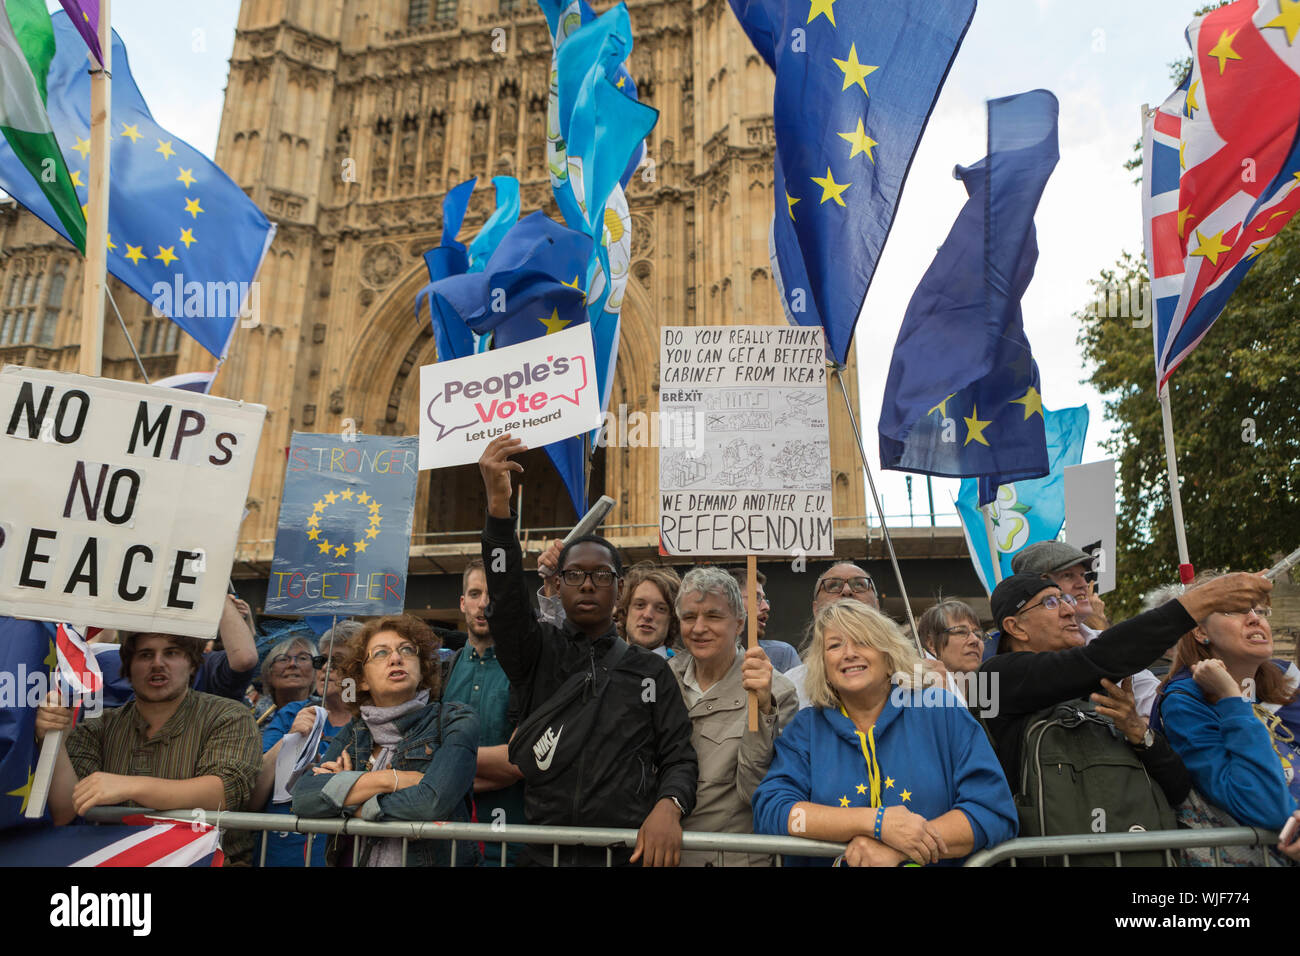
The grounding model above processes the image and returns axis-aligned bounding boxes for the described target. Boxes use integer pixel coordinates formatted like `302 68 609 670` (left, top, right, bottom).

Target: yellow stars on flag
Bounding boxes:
963 405 992 447
786 191 800 220
1011 385 1044 421
1190 228 1232 266
341 488 354 501
353 538 369 554
1177 205 1197 239
838 118 878 163
179 228 196 249
184 197 204 218
177 167 196 188
6 767 35 814
69 169 84 188
325 491 339 505
807 0 836 28
539 308 571 334
155 140 176 160
838 795 851 807
334 543 349 558
106 234 117 252
1265 0 1300 45
832 43 878 96
154 246 178 267
72 135 91 160
811 167 851 206
928 393 956 418
306 513 321 529
900 789 912 803
1207 29 1242 74
356 492 371 505
365 526 381 540
312 499 326 514
125 244 146 265
560 274 586 304
1185 79 1200 116
884 777 895 790
855 783 867 795
1179 141 1187 171
120 123 143 143
1248 238 1272 259
317 540 332 555
307 527 320 541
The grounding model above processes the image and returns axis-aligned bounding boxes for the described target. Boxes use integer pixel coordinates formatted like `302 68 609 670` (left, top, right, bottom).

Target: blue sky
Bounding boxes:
48 0 1211 528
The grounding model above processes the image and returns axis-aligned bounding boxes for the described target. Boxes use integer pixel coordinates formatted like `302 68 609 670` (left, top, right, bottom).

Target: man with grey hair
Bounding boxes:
670 567 798 865
1013 541 1160 718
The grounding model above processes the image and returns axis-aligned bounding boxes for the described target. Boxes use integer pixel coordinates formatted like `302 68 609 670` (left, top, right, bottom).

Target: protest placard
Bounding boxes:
1064 459 1118 594
418 322 601 470
658 326 834 557
0 366 265 638
264 432 419 616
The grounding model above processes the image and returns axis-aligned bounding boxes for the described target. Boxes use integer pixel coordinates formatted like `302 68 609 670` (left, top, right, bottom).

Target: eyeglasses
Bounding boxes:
312 655 346 670
1220 606 1272 619
560 569 618 588
366 644 419 663
818 576 875 595
269 653 313 669
1019 593 1077 614
944 625 988 641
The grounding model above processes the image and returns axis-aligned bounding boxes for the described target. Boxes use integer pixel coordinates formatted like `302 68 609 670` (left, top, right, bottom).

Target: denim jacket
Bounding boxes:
292 700 481 867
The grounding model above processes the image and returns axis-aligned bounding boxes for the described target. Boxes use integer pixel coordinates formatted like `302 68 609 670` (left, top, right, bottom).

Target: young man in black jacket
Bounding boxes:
980 570 1273 805
478 435 697 866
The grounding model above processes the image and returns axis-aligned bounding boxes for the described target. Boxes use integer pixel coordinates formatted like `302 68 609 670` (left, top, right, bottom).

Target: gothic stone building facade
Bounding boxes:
0 0 884 627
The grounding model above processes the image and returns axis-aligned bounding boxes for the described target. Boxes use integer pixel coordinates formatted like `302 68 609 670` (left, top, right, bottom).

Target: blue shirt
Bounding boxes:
193 650 255 702
760 640 801 673
753 688 1017 865
442 643 526 866
259 699 349 868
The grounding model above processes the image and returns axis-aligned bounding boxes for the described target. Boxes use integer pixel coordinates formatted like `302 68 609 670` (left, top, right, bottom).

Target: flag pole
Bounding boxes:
1159 384 1194 584
831 364 921 650
30 3 115 820
981 503 1004 584
78 0 111 378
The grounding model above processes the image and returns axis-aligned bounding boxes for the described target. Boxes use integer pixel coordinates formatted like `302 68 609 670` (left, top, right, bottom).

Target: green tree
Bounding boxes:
1076 228 1300 619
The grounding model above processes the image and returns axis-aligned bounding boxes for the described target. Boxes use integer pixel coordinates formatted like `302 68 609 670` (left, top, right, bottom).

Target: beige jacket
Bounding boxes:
669 647 798 866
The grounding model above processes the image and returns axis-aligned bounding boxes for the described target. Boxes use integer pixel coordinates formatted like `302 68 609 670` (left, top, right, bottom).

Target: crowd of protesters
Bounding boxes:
29 434 1300 866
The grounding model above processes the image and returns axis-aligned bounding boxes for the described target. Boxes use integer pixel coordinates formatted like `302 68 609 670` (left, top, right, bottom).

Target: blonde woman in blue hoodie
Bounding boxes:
753 600 1016 866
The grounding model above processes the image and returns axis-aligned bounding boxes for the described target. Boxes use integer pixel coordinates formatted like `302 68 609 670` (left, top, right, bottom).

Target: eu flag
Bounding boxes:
727 0 976 366
0 13 275 359
878 90 1060 503
955 404 1089 594
420 212 593 515
0 617 55 829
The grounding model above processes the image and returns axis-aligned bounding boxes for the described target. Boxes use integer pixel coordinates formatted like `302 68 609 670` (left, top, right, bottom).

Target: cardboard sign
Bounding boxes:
658 326 834 556
1063 459 1117 594
264 433 418 616
0 366 265 638
418 323 601 470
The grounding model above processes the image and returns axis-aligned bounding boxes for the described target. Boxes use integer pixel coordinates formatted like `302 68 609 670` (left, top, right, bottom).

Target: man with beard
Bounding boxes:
442 558 526 864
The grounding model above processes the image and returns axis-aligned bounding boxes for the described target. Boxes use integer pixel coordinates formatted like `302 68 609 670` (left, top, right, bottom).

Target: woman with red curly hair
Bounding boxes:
292 615 480 866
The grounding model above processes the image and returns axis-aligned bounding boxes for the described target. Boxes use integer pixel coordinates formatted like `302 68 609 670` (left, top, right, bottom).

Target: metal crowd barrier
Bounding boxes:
84 807 846 866
963 826 1286 867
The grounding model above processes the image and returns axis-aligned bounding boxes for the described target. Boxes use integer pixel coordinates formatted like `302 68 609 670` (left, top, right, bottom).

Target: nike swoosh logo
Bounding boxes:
535 726 563 772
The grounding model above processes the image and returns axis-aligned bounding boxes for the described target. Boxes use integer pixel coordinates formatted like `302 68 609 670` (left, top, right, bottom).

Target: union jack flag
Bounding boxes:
1143 0 1300 393
0 816 223 867
51 623 103 699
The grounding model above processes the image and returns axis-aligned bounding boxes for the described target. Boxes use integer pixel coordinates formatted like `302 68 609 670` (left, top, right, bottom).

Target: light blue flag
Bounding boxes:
466 176 520 273
955 404 1089 595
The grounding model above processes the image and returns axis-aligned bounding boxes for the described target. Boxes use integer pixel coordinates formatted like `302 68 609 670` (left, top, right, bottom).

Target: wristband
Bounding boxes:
391 768 399 793
873 807 884 840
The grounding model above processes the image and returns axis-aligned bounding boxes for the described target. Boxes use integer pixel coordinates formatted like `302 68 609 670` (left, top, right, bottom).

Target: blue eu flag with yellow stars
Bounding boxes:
0 13 275 359
420 211 594 516
879 90 1060 505
727 0 976 366
0 617 55 829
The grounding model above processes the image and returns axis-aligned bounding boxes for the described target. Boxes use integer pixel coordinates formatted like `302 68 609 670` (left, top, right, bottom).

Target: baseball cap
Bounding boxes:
1011 541 1093 576
989 573 1057 631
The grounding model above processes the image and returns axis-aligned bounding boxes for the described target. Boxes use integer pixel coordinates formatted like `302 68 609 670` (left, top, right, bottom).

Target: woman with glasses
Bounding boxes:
1153 571 1300 862
252 635 319 728
917 601 987 676
252 622 360 866
293 615 481 867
